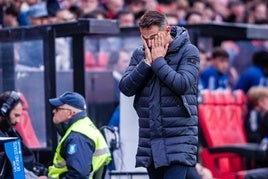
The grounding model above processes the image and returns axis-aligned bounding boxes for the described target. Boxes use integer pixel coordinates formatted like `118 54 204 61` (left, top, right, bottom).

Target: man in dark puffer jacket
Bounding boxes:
119 11 200 179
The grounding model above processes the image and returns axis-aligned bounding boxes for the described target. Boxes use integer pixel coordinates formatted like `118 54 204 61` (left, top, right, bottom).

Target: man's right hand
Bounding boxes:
141 35 153 65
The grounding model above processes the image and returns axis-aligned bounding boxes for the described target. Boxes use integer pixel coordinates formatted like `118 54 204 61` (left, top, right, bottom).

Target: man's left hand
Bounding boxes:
151 32 168 61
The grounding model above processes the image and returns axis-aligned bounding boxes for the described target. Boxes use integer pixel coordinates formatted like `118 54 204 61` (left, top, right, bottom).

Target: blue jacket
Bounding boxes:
235 65 268 93
119 26 200 168
58 111 95 179
199 65 228 90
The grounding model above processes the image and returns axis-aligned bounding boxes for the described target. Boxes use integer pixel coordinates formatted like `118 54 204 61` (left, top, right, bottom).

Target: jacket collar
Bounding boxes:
167 26 189 54
68 110 87 127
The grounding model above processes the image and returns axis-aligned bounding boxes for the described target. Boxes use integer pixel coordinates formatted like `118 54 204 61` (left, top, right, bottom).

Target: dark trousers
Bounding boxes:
147 164 201 179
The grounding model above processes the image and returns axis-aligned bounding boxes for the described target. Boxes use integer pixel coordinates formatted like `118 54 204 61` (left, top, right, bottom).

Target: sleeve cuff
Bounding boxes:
144 59 151 66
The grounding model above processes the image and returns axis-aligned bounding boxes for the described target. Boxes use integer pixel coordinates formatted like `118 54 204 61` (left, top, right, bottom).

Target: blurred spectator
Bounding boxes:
58 0 79 10
191 0 206 13
242 86 268 178
46 0 60 17
102 0 124 19
232 40 266 75
166 13 179 25
199 48 209 74
209 0 230 22
144 0 158 11
107 49 130 106
199 47 230 90
247 86 268 140
125 0 146 16
156 0 179 15
16 0 45 25
115 9 135 27
203 4 215 22
246 86 268 167
225 1 247 23
235 50 268 94
107 49 131 134
185 10 203 24
3 2 19 27
80 0 99 16
243 87 268 177
176 0 189 25
198 48 209 91
27 2 50 25
69 5 85 19
82 7 107 19
247 0 267 24
133 9 145 25
56 9 76 22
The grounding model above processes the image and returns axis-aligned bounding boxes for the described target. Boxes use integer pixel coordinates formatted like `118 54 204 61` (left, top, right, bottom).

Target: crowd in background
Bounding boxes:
0 1 267 177
0 0 267 29
0 0 267 73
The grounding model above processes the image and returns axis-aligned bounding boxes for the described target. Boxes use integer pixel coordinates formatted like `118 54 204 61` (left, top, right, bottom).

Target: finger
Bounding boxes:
141 35 147 47
153 37 158 47
164 43 169 51
160 33 165 46
157 33 162 46
154 34 160 47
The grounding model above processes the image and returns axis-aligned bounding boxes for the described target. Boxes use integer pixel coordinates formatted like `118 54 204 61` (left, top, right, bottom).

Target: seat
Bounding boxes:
199 89 267 179
14 92 40 149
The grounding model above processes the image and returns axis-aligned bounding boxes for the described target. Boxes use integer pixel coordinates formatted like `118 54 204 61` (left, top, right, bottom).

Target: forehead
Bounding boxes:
11 103 23 112
140 25 161 39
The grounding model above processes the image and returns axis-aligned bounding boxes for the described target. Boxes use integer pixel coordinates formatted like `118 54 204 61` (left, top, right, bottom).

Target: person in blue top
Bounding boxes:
199 47 230 90
235 50 268 94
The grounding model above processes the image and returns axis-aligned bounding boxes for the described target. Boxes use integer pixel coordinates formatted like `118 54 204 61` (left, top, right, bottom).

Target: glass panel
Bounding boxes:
15 40 46 148
55 37 73 95
83 35 142 128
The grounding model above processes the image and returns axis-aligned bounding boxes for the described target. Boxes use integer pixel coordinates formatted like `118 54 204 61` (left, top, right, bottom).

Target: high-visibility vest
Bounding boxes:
48 117 111 179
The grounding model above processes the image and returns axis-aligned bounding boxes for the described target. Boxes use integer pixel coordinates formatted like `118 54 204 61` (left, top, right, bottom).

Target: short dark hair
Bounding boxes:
253 50 268 67
115 9 133 19
185 11 202 22
0 91 22 117
4 3 19 17
211 47 229 59
157 0 178 5
108 49 129 68
138 10 168 29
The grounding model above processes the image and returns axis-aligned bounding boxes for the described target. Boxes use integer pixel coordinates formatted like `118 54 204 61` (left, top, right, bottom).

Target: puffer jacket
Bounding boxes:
119 26 200 168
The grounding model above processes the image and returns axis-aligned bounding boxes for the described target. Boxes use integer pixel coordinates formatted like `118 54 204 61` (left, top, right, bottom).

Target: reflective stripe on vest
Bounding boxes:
93 147 110 156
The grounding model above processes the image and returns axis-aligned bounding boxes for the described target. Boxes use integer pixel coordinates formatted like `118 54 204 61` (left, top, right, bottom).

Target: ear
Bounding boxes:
70 110 76 118
165 26 171 34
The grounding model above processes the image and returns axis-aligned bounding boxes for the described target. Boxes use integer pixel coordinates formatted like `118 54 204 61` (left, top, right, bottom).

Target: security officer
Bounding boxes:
44 91 111 179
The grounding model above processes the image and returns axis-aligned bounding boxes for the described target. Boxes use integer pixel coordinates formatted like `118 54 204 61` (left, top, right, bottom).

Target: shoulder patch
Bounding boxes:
187 58 197 65
67 144 77 155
